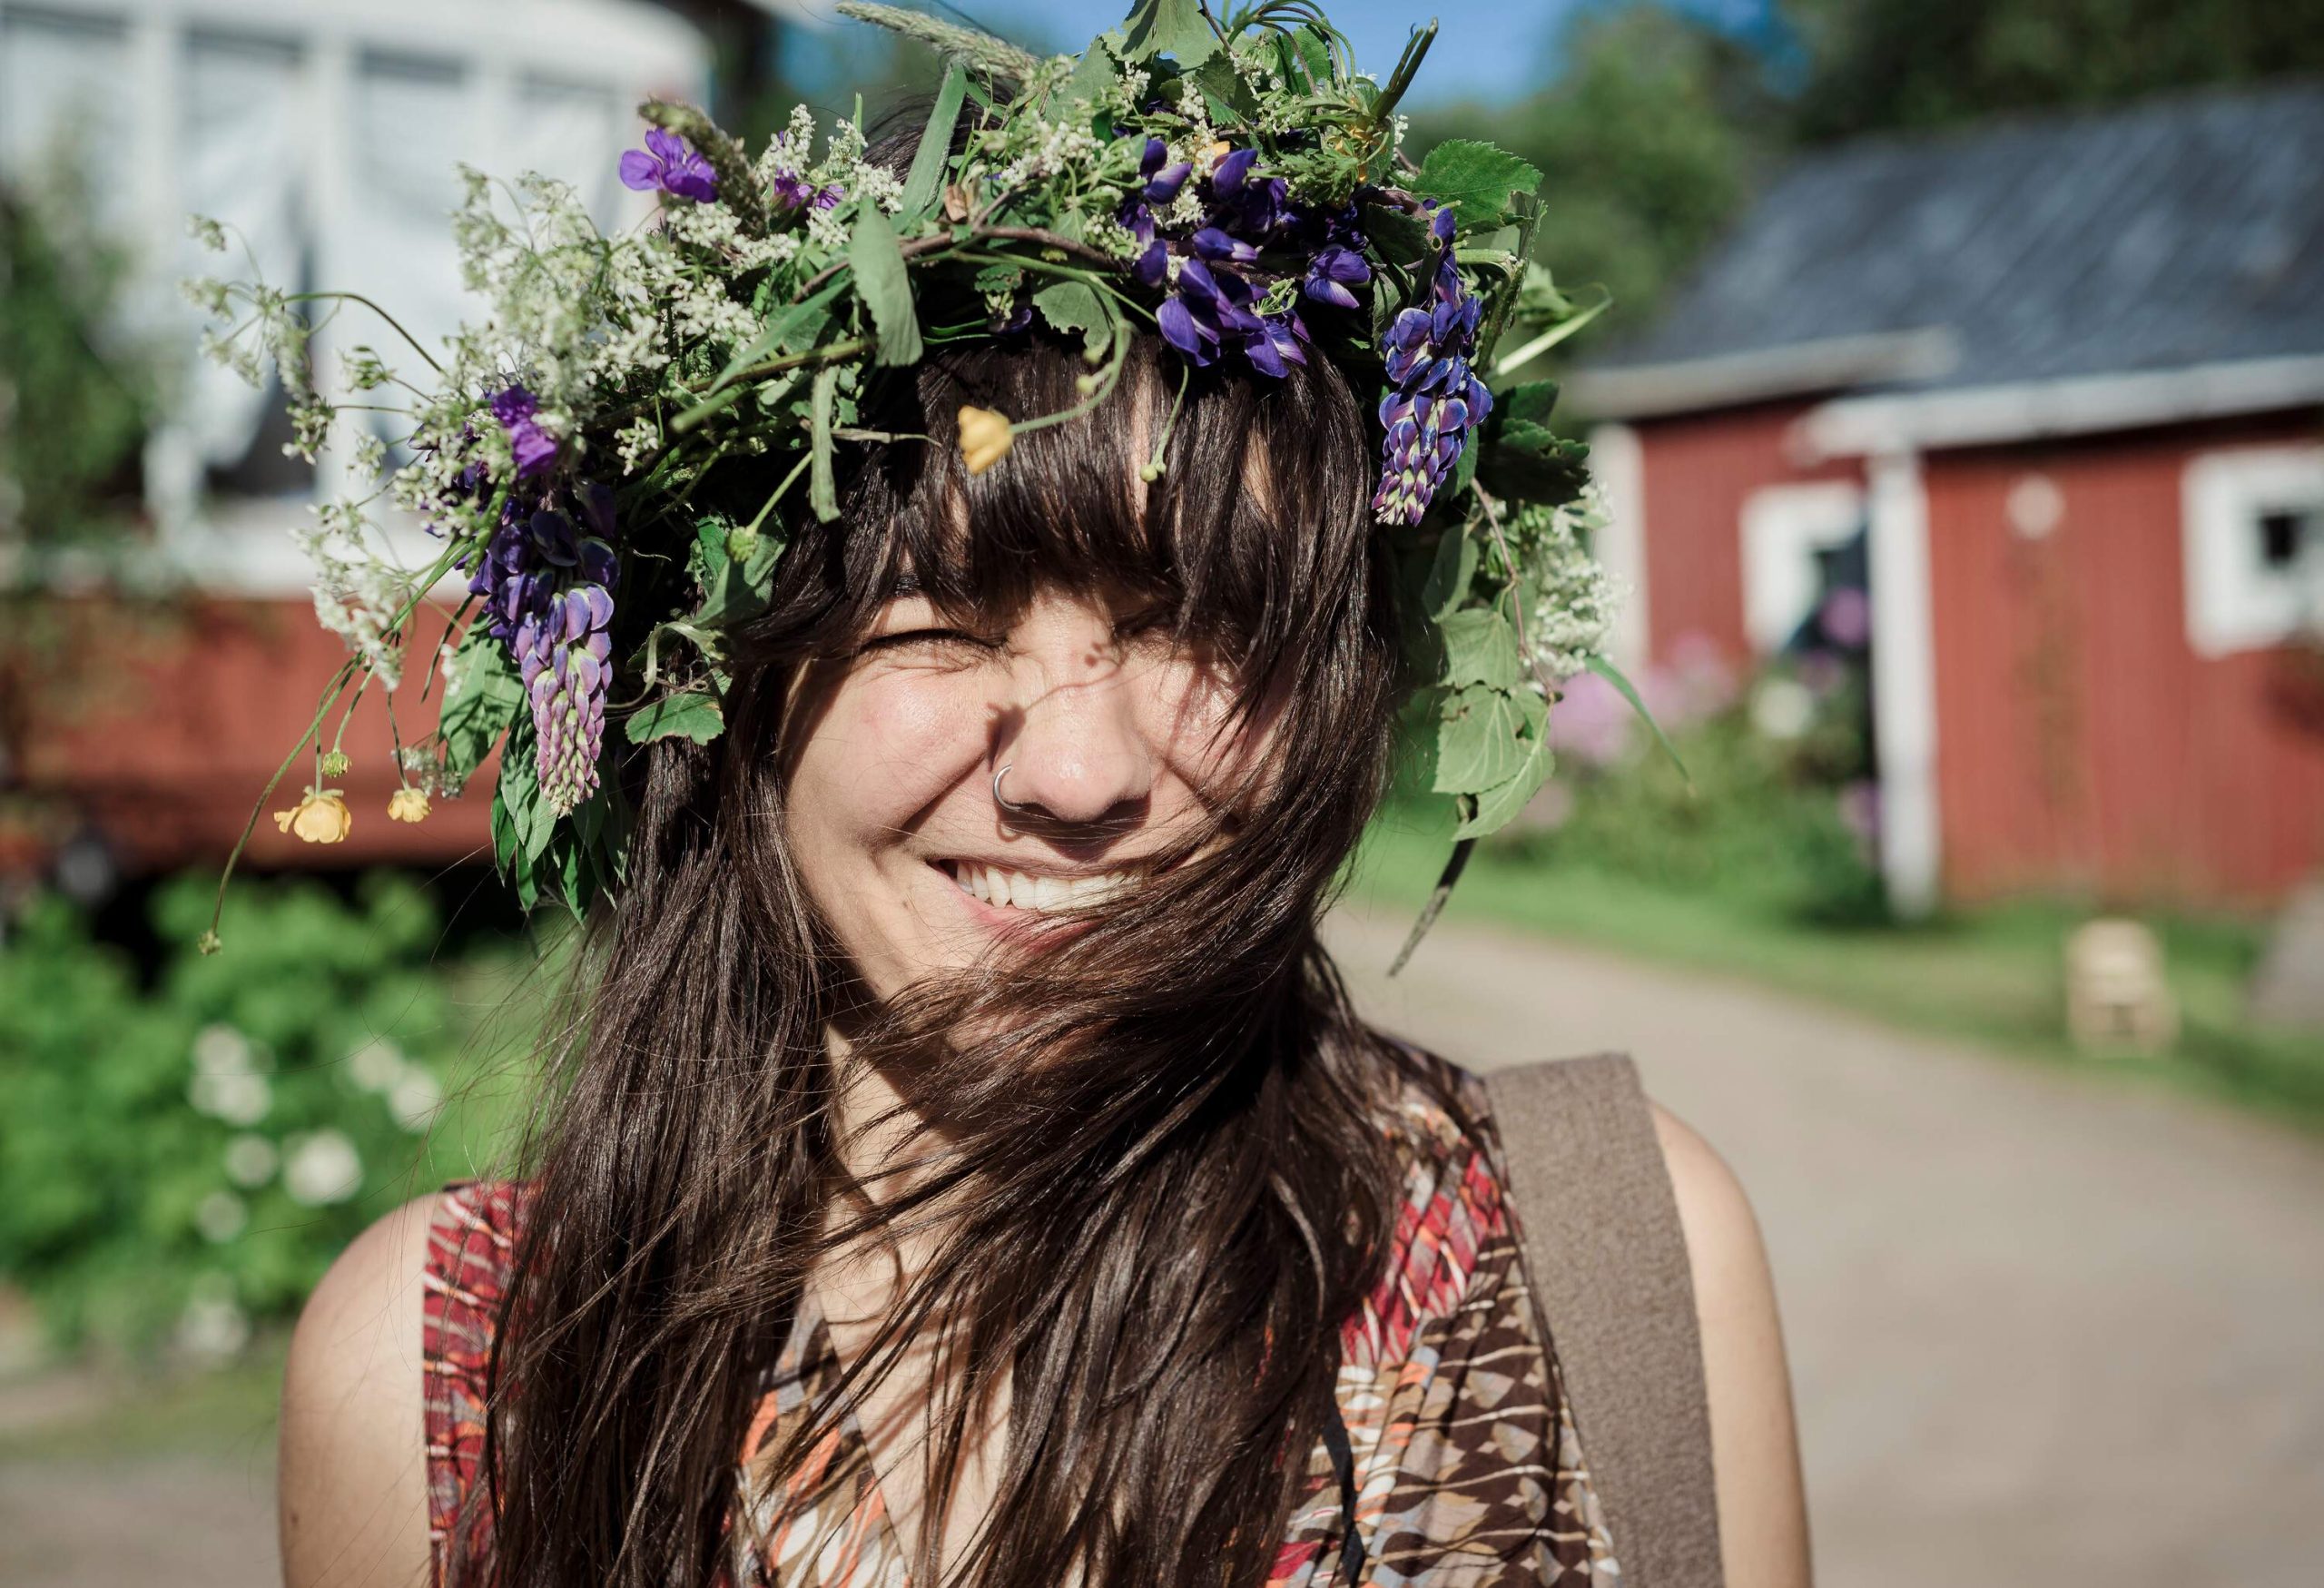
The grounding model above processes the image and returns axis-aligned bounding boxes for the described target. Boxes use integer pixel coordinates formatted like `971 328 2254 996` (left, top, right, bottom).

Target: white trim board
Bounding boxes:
1797 355 2324 459
1586 422 1650 670
2181 444 2324 657
1866 450 1942 918
1739 479 1866 654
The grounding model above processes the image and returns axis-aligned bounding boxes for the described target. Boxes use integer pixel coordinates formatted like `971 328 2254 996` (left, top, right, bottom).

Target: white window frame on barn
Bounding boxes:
1738 478 1867 655
0 0 706 595
2181 443 2324 658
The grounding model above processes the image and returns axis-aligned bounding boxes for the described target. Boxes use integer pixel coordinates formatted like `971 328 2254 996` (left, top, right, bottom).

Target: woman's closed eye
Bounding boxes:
859 626 1002 664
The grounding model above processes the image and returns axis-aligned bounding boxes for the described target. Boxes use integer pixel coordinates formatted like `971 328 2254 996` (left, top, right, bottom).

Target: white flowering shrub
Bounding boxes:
0 872 515 1362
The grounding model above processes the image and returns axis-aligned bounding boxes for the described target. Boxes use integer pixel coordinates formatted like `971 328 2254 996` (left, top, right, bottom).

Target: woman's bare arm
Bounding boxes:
1650 1100 1814 1588
278 1194 440 1588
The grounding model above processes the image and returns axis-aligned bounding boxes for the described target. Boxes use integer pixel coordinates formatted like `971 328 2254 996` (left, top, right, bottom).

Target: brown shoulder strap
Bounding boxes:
1483 1054 1725 1588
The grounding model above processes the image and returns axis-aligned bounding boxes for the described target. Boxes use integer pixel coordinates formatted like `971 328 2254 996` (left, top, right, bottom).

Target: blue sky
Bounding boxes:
780 1 1775 110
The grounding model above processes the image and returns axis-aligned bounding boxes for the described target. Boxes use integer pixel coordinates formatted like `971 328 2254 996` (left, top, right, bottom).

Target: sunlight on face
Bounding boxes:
782 583 1263 1001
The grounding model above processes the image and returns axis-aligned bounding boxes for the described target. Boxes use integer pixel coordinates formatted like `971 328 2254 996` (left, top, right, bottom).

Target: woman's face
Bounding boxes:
782 581 1255 1001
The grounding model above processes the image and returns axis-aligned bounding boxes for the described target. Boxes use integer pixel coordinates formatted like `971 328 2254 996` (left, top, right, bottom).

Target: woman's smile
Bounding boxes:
936 857 1137 913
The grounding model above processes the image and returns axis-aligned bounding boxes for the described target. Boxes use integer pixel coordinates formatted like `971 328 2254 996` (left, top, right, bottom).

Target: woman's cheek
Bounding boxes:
834 668 986 808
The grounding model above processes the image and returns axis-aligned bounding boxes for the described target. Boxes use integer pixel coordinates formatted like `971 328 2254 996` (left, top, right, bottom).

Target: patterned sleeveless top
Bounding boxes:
420 1050 1622 1587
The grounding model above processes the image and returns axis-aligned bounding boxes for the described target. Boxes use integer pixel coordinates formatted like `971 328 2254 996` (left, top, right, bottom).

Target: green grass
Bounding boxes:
1350 806 2324 1129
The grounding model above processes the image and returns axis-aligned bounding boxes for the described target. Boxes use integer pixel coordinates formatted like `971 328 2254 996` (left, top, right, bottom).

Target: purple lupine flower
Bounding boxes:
490 384 558 478
769 168 844 212
1119 134 1360 384
1304 245 1370 310
620 128 718 203
1140 138 1192 207
521 577 616 814
1371 206 1492 527
457 482 620 814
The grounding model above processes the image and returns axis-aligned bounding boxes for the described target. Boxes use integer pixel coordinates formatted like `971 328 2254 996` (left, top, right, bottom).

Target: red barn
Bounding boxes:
1569 86 2324 914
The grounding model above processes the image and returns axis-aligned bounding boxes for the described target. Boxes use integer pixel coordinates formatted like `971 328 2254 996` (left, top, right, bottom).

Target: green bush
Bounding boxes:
0 873 523 1362
1496 667 1887 926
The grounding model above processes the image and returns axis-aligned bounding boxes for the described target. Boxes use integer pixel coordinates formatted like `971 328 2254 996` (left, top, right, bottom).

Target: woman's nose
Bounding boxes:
995 618 1155 826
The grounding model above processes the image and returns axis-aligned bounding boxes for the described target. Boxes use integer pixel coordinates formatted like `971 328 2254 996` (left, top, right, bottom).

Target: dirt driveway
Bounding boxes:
1330 905 2324 1587
7 912 2322 1586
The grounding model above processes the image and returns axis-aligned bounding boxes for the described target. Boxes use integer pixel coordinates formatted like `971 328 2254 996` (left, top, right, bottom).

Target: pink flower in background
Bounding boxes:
1550 671 1640 766
1838 779 1882 842
1551 631 1743 767
1819 587 1872 649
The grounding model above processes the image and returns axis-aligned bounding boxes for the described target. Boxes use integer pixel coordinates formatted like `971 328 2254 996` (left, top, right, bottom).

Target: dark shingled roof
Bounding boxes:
1581 83 2324 398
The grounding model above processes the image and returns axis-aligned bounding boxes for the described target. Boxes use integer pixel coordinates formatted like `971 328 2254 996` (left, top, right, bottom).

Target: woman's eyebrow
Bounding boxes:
882 570 924 597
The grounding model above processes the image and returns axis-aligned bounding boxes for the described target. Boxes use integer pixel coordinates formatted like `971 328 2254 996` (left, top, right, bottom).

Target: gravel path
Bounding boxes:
1328 904 2324 1588
8 912 2321 1587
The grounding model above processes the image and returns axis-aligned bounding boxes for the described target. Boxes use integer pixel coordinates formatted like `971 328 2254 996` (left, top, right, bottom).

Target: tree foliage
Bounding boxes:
1412 0 2324 331
1787 0 2324 143
1412 4 1775 334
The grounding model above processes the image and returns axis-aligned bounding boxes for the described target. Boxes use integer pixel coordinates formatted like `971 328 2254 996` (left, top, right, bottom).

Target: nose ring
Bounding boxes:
993 762 1029 814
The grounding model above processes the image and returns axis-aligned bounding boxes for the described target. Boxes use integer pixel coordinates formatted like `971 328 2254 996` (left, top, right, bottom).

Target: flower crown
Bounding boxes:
186 0 1623 959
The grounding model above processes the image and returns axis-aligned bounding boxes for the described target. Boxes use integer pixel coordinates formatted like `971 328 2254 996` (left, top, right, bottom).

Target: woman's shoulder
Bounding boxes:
279 1189 453 1587
278 1179 535 1587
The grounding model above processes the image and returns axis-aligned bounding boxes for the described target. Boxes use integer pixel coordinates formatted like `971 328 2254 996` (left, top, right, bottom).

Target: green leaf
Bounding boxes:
1413 139 1542 227
1583 653 1693 789
439 626 523 783
692 522 784 627
1433 684 1534 795
625 691 726 745
849 208 923 366
1062 30 1126 106
901 59 968 219
1122 0 1218 66
1421 524 1479 619
810 364 840 522
1439 608 1521 690
1361 202 1430 270
1493 418 1560 457
974 261 1024 295
1454 721 1554 840
1500 380 1560 428
1032 280 1110 360
494 734 555 867
1194 52 1255 121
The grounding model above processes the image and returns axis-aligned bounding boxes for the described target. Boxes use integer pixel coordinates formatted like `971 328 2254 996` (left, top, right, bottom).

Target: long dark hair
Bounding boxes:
462 147 1443 1588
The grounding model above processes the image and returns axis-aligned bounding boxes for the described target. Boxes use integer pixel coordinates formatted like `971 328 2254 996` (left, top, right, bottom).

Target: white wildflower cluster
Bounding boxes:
615 417 661 475
399 739 461 798
340 344 391 392
989 114 1104 194
753 104 821 185
1513 488 1623 684
848 159 906 215
824 116 868 173
297 498 414 690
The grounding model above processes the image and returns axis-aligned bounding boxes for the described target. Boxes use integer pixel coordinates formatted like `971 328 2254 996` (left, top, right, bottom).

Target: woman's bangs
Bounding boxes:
849 330 1377 717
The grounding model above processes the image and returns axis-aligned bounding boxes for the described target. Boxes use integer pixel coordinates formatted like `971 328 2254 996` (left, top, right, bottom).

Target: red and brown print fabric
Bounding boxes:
421 1052 1622 1586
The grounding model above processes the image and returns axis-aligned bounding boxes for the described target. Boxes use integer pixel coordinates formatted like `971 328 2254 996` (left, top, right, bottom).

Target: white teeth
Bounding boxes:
947 862 1132 913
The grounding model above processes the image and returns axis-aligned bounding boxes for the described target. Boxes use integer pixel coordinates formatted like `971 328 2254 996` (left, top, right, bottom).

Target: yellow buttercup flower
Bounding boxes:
957 405 1013 476
273 788 352 844
387 787 432 824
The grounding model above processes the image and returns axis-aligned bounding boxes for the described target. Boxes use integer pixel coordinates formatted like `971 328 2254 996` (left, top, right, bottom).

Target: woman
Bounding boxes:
278 329 1806 1588
222 12 1806 1587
